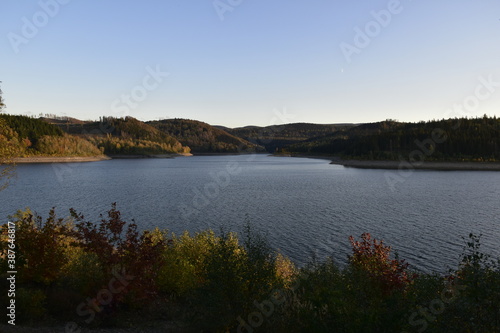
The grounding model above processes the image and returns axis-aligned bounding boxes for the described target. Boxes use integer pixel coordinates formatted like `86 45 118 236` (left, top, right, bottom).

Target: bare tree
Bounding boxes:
0 82 15 191
0 82 4 111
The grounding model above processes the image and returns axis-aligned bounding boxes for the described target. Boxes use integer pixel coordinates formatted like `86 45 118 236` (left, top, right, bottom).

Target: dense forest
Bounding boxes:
0 114 102 157
223 123 354 153
147 118 264 153
283 116 500 162
0 114 64 143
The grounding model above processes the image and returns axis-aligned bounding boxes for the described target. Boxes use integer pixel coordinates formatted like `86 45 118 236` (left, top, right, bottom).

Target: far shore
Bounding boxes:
330 159 500 171
109 153 193 159
9 154 500 171
11 155 111 164
192 152 266 156
274 153 500 171
10 153 194 164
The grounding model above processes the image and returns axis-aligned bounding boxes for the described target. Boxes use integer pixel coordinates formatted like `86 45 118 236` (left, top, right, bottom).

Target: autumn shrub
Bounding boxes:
0 205 169 324
68 204 167 307
155 227 297 330
0 208 77 322
2 207 499 332
178 227 289 330
157 230 217 297
119 227 167 306
6 208 74 286
348 233 416 294
267 234 421 333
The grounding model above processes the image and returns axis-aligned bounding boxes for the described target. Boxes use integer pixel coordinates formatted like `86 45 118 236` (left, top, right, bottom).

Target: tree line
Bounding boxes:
284 116 500 161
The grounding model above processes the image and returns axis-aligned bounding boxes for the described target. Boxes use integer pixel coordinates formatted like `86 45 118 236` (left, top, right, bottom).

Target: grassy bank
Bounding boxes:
1 206 499 332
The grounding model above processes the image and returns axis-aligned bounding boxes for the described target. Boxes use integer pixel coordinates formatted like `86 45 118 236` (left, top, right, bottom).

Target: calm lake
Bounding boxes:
2 154 499 272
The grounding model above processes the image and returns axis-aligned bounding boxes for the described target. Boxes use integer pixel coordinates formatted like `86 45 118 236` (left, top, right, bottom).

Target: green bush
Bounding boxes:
59 248 105 296
158 230 217 297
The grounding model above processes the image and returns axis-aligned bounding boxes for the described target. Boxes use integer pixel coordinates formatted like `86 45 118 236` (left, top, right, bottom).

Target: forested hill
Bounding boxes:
2 114 64 141
0 114 102 157
284 116 500 162
52 116 190 155
147 119 265 153
221 123 355 153
5 114 500 161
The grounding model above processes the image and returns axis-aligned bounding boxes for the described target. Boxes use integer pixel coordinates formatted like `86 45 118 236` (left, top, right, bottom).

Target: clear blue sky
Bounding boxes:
1 0 499 127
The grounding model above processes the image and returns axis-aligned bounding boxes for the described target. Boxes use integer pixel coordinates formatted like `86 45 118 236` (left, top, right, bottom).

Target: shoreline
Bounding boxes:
109 153 193 159
274 153 500 171
329 159 500 171
10 153 194 164
10 155 111 164
9 154 500 171
191 152 266 156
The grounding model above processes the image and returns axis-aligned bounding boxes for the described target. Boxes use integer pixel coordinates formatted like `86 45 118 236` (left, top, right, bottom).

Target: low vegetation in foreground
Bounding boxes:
1 206 499 332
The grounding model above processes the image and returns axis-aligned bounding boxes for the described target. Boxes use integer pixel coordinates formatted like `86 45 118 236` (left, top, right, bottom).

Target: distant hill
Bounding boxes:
223 123 355 153
147 119 265 153
40 116 86 125
285 117 500 162
54 116 190 155
7 114 499 162
0 114 102 157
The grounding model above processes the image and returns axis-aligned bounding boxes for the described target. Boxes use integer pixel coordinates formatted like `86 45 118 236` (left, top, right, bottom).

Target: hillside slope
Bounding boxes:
54 116 190 155
148 119 264 153
0 114 102 157
286 117 500 161
224 123 355 153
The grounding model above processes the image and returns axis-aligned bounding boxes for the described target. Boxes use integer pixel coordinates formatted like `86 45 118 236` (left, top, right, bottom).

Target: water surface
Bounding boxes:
2 155 499 272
